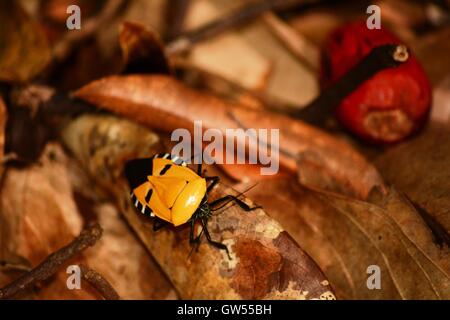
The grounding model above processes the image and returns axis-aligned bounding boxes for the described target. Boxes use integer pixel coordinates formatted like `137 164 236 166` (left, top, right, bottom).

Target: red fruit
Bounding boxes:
320 21 432 144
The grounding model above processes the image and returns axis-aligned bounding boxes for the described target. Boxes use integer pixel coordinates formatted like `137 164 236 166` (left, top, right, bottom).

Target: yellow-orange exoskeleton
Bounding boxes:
124 153 259 255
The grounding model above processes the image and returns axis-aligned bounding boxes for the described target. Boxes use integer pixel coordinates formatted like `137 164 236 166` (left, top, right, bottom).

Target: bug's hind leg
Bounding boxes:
200 219 231 259
210 195 261 212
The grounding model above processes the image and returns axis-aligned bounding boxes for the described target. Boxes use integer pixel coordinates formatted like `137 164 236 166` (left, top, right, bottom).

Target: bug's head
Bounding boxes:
196 196 213 219
124 157 153 189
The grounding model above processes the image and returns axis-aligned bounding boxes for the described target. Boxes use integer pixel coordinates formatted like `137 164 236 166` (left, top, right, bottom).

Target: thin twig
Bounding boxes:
166 0 320 55
79 264 120 300
174 57 299 113
263 12 320 72
0 223 103 300
164 0 191 41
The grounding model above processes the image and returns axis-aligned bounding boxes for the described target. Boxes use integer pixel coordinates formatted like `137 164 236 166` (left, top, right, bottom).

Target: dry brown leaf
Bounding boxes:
40 0 98 26
0 2 51 83
39 201 176 300
411 27 450 86
288 8 344 47
0 96 6 177
0 144 83 265
377 0 427 30
64 155 176 300
0 143 175 299
244 178 450 300
61 114 334 300
74 74 385 199
0 144 86 298
431 76 450 124
83 203 176 300
181 0 319 107
237 18 318 107
375 123 450 235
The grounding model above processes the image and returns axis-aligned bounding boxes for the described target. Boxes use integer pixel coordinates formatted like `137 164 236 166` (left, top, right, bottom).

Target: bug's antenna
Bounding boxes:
241 183 259 193
212 183 259 214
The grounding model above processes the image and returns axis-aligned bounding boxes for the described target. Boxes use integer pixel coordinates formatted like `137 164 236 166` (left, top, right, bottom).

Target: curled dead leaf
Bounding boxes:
74 74 385 199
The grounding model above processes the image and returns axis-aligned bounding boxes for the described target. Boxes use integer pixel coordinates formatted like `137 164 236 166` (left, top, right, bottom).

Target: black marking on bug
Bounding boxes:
159 164 172 176
130 192 154 217
145 189 153 203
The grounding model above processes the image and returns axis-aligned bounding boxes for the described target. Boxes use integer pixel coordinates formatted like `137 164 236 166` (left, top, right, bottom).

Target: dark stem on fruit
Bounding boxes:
294 44 410 125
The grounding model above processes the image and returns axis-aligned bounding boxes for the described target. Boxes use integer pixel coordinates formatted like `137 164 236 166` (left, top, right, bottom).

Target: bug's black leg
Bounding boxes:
205 176 220 193
153 218 169 231
201 218 231 259
188 218 205 258
210 195 261 212
189 219 202 244
188 220 198 257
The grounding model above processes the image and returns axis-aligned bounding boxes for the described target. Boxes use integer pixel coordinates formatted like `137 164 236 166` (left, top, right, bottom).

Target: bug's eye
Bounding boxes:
124 158 153 189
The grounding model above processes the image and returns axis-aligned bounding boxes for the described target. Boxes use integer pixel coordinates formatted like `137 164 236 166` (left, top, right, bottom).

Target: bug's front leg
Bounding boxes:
189 219 203 244
188 219 204 258
210 195 261 212
201 218 231 259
